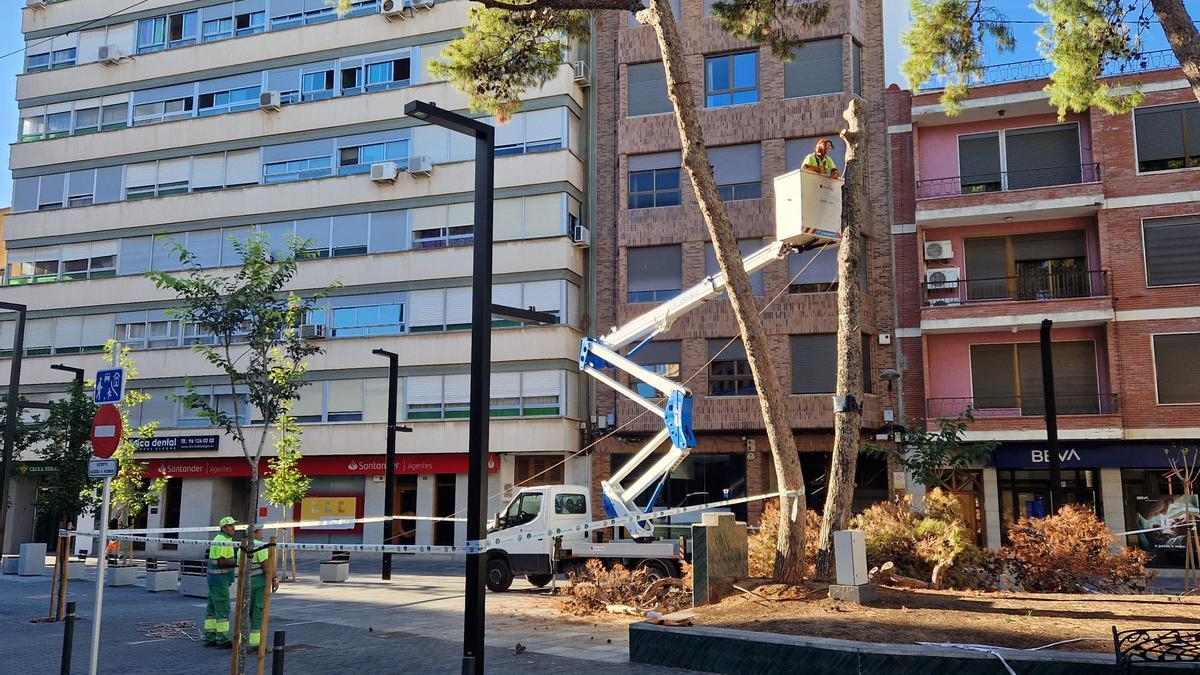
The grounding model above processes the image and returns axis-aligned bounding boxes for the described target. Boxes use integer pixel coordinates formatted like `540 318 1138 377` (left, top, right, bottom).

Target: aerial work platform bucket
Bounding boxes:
774 169 843 247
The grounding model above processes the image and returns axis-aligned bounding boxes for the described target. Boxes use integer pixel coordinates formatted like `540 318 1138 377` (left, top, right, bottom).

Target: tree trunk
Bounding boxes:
814 100 866 582
639 0 808 584
1151 0 1200 105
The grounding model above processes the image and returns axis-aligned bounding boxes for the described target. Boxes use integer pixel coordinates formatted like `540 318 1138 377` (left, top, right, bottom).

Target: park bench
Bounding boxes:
1113 627 1200 673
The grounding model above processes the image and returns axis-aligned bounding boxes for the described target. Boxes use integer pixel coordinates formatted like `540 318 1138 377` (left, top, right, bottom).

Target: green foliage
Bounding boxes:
36 379 100 522
864 407 996 488
430 5 590 121
262 409 310 508
1033 0 1144 119
710 0 830 59
147 233 334 493
851 489 981 588
901 0 1014 115
102 343 168 526
1 394 46 490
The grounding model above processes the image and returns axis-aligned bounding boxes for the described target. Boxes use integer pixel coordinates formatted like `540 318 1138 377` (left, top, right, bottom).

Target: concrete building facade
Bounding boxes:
889 56 1200 566
4 0 592 554
589 0 898 536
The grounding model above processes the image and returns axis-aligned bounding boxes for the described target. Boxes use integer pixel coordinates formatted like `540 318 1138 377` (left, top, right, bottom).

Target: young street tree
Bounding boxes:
148 234 333 523
902 0 1200 118
864 408 997 491
394 0 845 584
261 408 310 582
37 379 100 537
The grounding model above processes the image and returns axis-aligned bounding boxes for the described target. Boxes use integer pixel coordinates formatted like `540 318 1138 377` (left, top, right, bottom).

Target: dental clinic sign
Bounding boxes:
992 442 1194 470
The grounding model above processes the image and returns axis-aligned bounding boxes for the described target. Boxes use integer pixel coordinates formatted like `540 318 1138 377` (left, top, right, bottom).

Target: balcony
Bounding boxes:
922 269 1109 307
926 393 1119 419
916 163 1101 200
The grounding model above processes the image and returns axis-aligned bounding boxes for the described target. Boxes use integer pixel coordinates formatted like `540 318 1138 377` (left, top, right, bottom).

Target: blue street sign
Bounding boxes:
93 368 125 405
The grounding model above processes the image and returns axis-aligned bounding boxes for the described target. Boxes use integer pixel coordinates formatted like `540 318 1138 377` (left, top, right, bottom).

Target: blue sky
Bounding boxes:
0 1 1197 208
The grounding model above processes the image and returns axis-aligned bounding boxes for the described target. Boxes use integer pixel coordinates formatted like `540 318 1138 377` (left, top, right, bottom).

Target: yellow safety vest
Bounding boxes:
803 153 837 176
208 532 235 573
250 538 269 576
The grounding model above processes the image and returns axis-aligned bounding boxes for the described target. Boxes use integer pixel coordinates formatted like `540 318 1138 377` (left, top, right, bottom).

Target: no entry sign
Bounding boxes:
90 404 123 459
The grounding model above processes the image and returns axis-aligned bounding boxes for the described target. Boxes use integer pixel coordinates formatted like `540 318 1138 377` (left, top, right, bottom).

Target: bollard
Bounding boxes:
271 631 285 675
61 601 76 675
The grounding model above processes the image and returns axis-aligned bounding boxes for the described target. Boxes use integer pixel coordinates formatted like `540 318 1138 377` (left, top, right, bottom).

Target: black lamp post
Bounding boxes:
0 302 27 554
371 348 413 581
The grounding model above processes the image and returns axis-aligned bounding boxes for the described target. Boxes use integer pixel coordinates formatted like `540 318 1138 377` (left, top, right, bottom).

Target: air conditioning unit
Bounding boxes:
381 0 408 19
371 161 399 183
923 240 953 261
570 224 590 248
408 155 433 177
259 91 281 112
925 267 960 290
299 324 326 339
573 60 590 86
26 0 47 9
98 45 123 65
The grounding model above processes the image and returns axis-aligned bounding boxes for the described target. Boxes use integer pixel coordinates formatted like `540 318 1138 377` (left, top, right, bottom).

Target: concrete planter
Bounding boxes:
106 564 139 587
1 555 18 574
18 543 47 576
66 560 87 581
145 569 179 593
179 574 209 598
319 561 349 583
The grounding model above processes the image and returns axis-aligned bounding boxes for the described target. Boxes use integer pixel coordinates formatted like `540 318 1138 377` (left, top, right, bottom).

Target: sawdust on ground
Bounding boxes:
690 582 1200 653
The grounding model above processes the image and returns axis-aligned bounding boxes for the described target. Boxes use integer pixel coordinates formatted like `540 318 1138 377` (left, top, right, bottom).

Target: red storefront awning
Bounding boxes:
143 453 499 478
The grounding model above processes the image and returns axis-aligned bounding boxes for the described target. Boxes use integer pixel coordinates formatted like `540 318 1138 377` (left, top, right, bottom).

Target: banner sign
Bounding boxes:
136 435 220 452
991 441 1198 470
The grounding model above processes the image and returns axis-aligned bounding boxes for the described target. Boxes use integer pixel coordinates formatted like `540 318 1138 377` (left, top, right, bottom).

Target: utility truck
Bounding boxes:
484 169 843 592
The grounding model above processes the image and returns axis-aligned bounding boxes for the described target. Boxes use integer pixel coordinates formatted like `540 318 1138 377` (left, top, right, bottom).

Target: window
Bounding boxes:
147 320 182 349
957 124 1082 193
1153 334 1200 403
340 65 363 95
784 38 843 98
168 12 198 47
705 239 765 295
339 140 409 175
263 156 333 183
365 57 411 92
788 244 838 293
852 41 862 96
20 115 45 142
515 456 565 487
330 302 404 336
304 5 336 23
73 108 100 134
969 341 1100 415
235 11 265 36
627 245 682 303
132 97 195 125
51 49 76 69
705 51 758 108
791 334 835 394
25 53 50 73
503 492 543 527
709 144 762 201
1144 216 1200 286
101 104 128 131
326 380 365 422
1135 102 1200 173
198 86 260 116
137 17 167 53
628 168 680 208
962 230 1090 301
45 112 71 139
628 341 681 397
709 339 754 396
555 493 586 515
627 62 671 116
302 71 335 101
270 10 304 30
202 17 234 42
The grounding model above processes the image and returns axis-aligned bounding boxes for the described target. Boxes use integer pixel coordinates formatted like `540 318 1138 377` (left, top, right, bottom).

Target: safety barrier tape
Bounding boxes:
61 514 465 538
69 490 803 556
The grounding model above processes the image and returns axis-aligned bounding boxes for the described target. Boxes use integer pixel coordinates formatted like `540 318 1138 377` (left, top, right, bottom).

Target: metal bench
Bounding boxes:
1113 626 1200 673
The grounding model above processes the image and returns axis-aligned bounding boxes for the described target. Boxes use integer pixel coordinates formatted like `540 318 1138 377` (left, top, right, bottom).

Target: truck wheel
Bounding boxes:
526 574 553 588
486 558 514 592
635 559 674 583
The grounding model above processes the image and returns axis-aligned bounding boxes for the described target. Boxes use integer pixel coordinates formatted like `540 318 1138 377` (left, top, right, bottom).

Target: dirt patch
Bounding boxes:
693 583 1200 653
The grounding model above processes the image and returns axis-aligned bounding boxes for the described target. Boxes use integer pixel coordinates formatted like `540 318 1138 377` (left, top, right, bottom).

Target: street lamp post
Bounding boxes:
0 302 28 554
371 348 412 581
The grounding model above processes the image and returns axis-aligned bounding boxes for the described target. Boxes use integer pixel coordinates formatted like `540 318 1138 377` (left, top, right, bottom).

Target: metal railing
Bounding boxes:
922 269 1109 306
919 49 1178 90
916 163 1100 199
926 393 1118 419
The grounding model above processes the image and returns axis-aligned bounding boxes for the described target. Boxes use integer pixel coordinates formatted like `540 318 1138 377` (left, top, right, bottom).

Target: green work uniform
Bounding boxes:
247 539 271 647
204 532 236 646
802 152 837 176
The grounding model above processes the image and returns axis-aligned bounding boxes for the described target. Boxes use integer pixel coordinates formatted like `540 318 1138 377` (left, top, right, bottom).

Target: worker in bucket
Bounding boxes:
801 138 841 179
204 516 238 647
246 524 278 651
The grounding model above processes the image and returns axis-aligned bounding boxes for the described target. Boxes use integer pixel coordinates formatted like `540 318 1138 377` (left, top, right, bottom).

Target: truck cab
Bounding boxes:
485 485 591 591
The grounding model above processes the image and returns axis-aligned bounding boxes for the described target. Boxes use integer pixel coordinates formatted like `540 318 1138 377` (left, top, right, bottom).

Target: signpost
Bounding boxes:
88 404 122 675
92 368 124 406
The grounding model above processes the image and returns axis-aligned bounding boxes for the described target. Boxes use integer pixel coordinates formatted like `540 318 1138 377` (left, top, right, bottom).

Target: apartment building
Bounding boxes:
4 0 591 554
889 52 1200 566
590 0 898 535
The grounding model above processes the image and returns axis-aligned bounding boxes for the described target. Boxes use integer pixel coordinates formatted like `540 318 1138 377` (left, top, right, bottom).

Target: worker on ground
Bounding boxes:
801 138 841 179
246 524 277 651
204 516 238 648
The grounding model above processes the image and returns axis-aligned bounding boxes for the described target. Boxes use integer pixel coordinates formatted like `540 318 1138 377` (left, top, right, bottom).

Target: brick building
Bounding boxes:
590 0 898 535
889 55 1200 566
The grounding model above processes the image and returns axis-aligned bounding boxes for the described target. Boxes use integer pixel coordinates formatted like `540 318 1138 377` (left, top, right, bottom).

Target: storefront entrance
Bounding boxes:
996 469 1100 542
